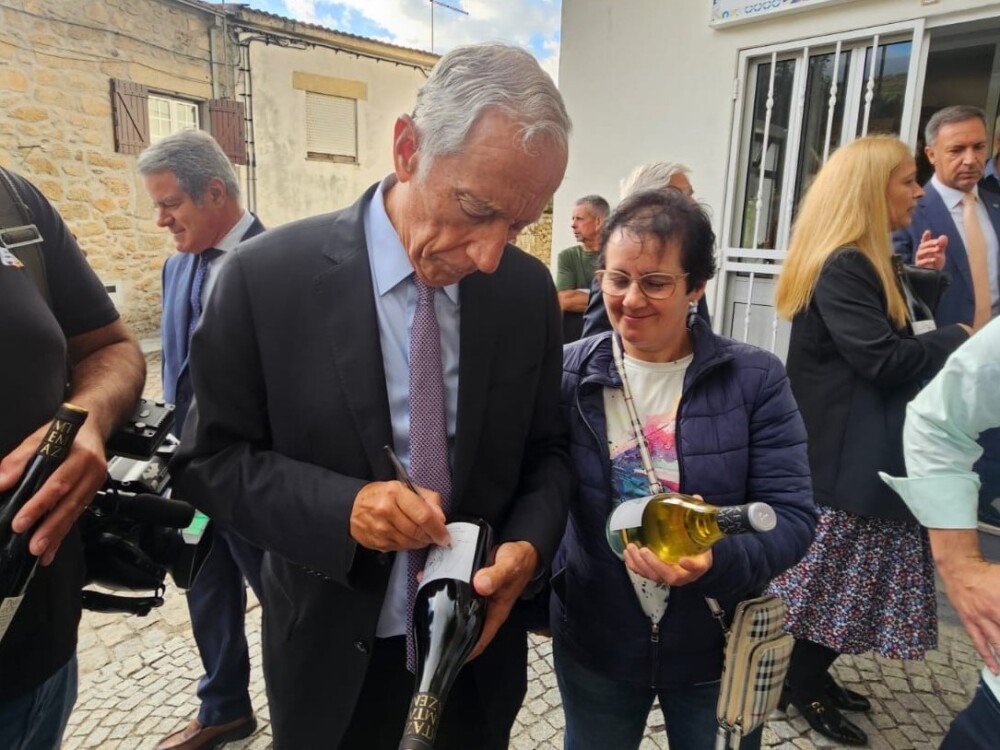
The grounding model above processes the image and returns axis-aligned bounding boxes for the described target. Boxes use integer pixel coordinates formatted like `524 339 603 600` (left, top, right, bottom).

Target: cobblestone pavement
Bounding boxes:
64 350 984 749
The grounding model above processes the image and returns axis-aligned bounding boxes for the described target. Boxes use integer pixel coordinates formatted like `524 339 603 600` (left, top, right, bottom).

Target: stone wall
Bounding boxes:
0 0 228 337
516 205 554 269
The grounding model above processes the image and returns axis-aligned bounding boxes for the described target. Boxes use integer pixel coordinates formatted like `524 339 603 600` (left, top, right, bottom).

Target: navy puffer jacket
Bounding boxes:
551 319 816 689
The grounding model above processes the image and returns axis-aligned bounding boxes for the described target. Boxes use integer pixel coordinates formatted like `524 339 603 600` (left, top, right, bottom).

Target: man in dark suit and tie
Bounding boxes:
172 43 573 749
139 130 265 750
894 105 1000 530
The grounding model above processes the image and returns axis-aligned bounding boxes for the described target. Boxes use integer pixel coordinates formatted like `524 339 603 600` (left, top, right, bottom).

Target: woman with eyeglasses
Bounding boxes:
550 188 817 750
767 135 971 746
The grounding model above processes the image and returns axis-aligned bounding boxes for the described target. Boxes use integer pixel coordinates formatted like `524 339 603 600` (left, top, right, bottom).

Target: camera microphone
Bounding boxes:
90 492 195 529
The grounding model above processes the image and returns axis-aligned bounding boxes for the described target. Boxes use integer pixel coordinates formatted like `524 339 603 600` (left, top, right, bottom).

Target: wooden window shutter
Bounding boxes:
111 79 149 155
208 99 247 165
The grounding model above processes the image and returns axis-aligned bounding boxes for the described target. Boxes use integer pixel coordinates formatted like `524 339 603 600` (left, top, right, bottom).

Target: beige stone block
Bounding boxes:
62 162 86 177
0 68 28 92
80 94 109 117
57 202 90 221
10 106 48 123
45 142 71 159
90 196 116 213
104 214 132 230
67 186 91 201
65 112 100 131
34 87 75 109
29 31 62 49
80 129 105 146
32 69 61 87
37 179 63 200
88 152 127 170
72 220 106 238
22 154 58 176
100 175 131 195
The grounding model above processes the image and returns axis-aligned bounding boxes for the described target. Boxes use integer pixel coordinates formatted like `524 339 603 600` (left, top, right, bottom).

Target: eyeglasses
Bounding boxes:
595 269 689 300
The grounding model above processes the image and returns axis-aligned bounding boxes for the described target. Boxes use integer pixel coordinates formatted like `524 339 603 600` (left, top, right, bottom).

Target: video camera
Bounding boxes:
81 399 212 616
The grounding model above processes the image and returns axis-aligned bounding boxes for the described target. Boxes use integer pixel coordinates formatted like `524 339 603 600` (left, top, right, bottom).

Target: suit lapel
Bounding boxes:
451 264 502 508
315 187 394 478
924 184 974 292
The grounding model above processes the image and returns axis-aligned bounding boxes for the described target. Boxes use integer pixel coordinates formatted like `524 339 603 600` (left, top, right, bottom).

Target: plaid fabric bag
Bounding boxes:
711 595 793 750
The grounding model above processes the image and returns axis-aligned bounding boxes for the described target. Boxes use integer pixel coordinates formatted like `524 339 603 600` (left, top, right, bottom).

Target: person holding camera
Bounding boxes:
0 168 145 748
137 130 267 750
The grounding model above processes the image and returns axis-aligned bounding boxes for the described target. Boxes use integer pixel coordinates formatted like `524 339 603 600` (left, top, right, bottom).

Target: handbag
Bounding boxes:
710 595 794 750
904 264 950 313
892 256 951 314
610 335 792 750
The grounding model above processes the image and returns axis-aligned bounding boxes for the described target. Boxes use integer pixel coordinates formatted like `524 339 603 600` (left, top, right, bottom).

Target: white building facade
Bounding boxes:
228 8 437 227
556 0 1000 356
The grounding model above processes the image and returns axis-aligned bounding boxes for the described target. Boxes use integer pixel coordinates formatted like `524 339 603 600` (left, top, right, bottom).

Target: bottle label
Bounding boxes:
912 319 936 334
0 595 24 642
401 691 441 746
608 497 652 532
716 505 748 535
419 522 479 589
38 407 87 461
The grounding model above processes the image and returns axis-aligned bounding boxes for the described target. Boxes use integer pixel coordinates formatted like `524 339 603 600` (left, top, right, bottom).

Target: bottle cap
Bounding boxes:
745 502 777 532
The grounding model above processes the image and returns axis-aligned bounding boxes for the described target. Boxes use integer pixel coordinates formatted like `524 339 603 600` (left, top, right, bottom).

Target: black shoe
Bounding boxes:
781 688 868 746
823 673 872 713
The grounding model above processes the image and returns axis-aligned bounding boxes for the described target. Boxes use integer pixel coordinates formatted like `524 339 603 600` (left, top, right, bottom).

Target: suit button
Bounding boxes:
354 640 369 654
376 552 390 566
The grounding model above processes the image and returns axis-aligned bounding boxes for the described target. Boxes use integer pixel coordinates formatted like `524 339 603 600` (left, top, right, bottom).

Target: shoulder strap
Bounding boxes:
0 167 51 307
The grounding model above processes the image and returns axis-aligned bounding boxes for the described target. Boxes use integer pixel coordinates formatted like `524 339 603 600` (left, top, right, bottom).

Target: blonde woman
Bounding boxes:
769 135 972 746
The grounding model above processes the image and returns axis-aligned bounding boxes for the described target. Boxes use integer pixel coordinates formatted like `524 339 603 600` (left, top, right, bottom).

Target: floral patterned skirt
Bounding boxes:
768 506 937 660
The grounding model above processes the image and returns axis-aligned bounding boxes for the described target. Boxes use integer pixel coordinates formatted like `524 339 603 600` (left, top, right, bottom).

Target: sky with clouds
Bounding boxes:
239 0 562 81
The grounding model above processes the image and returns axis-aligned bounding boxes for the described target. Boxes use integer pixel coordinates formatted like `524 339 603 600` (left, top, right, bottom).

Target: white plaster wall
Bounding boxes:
554 0 1000 265
248 43 429 228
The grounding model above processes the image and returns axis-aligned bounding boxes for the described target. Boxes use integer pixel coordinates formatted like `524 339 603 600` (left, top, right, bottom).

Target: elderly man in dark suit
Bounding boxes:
173 43 573 749
893 104 1000 530
139 130 266 750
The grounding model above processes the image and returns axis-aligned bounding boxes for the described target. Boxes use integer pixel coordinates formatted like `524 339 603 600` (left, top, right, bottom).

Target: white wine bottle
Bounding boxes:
0 403 88 642
606 493 776 564
398 518 493 750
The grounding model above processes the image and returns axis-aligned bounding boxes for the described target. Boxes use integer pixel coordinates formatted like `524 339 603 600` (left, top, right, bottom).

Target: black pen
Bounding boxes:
384 445 451 547
384 445 419 495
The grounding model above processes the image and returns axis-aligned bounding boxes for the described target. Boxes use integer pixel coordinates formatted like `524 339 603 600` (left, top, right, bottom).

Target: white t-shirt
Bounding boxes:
604 351 692 622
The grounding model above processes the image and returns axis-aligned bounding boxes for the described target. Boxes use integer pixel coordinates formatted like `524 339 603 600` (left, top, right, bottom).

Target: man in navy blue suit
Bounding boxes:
139 130 265 750
893 105 1000 530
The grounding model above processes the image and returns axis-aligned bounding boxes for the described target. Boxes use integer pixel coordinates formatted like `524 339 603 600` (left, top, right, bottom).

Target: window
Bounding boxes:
148 94 199 143
305 92 358 163
715 21 926 355
110 79 246 164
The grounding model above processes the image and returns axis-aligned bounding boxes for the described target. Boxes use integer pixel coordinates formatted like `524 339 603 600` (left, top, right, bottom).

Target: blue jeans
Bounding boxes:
939 678 1000 750
0 654 78 750
553 638 762 750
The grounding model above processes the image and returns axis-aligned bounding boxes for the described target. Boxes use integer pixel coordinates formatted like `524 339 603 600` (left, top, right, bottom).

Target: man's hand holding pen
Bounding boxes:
348 446 450 552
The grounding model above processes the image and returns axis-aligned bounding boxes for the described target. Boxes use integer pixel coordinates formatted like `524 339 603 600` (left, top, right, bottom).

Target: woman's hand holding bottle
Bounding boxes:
623 544 713 586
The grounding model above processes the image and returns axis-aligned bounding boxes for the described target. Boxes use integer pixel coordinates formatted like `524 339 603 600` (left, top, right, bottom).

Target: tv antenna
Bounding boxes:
429 0 468 53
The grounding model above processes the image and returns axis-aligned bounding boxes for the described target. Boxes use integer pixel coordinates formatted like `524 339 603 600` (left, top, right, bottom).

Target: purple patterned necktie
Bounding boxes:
188 248 223 343
405 276 452 671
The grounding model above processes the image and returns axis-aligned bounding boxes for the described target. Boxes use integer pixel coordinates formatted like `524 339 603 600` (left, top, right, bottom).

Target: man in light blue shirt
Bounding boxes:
882 318 1000 749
